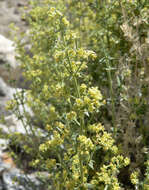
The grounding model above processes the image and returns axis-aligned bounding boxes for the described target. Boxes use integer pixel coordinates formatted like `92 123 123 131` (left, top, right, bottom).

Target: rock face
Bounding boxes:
0 78 49 190
0 78 31 116
0 152 50 190
0 0 30 89
0 0 29 38
0 2 49 189
0 78 49 189
0 35 17 69
0 34 31 89
0 78 16 116
0 136 50 190
0 34 19 86
0 34 29 89
1 170 45 190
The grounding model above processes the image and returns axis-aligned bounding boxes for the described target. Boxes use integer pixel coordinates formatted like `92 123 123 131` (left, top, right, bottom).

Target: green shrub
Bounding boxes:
7 0 149 189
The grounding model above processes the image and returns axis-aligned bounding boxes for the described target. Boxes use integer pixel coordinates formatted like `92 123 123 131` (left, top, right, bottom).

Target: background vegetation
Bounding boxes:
6 0 149 189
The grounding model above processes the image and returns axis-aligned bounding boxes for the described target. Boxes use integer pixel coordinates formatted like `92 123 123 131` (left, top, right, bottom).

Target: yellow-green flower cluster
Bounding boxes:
88 123 104 133
77 135 94 155
62 17 69 26
71 154 80 181
65 31 78 43
26 69 42 78
130 170 139 185
111 155 130 168
6 100 17 110
66 111 77 121
77 48 97 60
99 132 115 151
88 87 102 101
54 50 65 62
88 123 118 153
70 154 88 185
45 124 52 131
10 0 149 189
30 159 40 168
91 155 130 189
75 86 103 113
46 158 56 170
39 131 63 152
55 122 69 139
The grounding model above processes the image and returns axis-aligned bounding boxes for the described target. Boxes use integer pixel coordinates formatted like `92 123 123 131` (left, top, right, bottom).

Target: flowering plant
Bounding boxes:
6 0 149 189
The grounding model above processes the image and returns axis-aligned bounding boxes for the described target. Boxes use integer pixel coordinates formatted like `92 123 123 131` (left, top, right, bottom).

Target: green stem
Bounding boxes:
79 152 84 187
74 76 80 98
104 184 109 190
73 75 84 186
106 57 117 137
57 153 64 190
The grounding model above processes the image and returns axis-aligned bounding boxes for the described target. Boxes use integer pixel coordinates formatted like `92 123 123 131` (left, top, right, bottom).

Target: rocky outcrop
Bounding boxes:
0 138 50 190
0 35 17 69
0 78 16 116
0 151 50 190
0 36 30 89
0 77 49 190
0 2 52 190
0 0 30 89
0 0 29 38
0 34 20 86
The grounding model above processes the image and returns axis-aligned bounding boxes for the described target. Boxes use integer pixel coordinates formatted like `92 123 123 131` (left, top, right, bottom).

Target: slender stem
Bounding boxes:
74 76 80 98
73 72 84 186
79 152 84 186
104 184 109 190
102 36 116 135
106 57 117 136
102 29 117 136
57 153 63 190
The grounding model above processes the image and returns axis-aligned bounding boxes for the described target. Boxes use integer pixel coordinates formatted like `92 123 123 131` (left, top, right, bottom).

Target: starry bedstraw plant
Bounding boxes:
6 0 132 189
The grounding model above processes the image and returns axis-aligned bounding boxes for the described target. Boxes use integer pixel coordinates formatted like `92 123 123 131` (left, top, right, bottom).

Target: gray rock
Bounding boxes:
0 78 47 139
0 78 15 97
2 170 48 190
0 0 29 38
0 115 30 135
0 35 18 68
2 170 25 190
0 77 16 116
0 151 50 190
0 77 33 116
0 139 8 153
0 1 51 190
0 114 47 139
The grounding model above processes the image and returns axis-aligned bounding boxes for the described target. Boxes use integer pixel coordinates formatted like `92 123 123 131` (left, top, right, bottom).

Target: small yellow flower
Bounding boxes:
124 157 130 166
76 98 83 107
66 111 77 121
130 171 139 185
80 83 87 90
77 48 85 57
39 143 48 152
88 123 104 133
56 122 64 129
78 135 94 150
62 17 69 26
45 124 52 131
6 100 17 110
49 106 55 112
88 87 102 100
84 96 91 104
46 159 56 169
67 49 76 57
